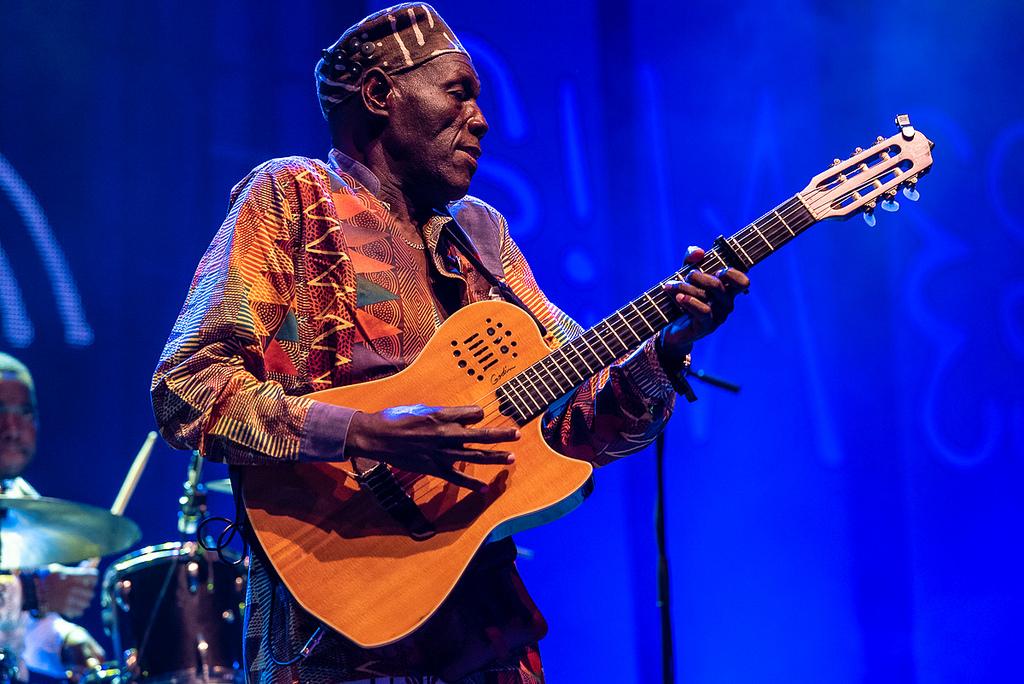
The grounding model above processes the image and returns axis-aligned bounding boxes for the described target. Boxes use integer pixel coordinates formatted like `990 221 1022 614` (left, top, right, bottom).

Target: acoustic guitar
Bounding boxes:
242 115 935 647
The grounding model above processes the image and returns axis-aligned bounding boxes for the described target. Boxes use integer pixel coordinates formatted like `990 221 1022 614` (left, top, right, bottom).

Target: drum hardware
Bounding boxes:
186 560 200 595
197 637 210 681
95 449 247 683
114 578 132 612
0 495 141 570
101 542 246 683
123 648 138 677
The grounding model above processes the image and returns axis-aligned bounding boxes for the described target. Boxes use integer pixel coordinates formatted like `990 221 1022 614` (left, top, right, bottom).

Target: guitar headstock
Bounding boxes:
799 114 934 226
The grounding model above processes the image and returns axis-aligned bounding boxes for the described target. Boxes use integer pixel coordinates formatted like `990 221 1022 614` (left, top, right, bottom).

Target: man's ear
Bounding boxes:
361 68 394 118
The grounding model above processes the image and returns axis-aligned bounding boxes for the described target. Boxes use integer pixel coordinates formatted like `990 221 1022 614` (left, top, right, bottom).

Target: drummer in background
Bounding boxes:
0 353 105 681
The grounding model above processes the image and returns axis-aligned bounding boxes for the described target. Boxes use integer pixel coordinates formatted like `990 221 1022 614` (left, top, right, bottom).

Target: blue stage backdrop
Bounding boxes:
2 1 1022 681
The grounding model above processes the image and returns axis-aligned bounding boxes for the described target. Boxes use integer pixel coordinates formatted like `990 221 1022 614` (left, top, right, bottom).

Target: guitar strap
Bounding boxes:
437 208 548 337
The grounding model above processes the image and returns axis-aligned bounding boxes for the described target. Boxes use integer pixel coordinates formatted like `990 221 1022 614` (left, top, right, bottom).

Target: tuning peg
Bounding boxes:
863 210 877 227
853 147 863 156
880 197 900 212
902 184 920 201
876 136 885 143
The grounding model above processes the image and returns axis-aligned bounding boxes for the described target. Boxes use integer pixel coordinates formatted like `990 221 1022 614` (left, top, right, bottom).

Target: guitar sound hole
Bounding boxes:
451 320 517 374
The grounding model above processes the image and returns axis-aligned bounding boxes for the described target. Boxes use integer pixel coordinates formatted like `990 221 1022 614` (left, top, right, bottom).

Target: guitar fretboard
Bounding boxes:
496 194 816 424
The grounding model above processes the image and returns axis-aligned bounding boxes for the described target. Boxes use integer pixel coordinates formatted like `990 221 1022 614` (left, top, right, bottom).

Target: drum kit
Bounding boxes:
0 435 247 684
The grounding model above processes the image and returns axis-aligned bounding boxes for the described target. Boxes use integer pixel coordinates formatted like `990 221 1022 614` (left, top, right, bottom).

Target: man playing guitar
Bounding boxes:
151 4 748 681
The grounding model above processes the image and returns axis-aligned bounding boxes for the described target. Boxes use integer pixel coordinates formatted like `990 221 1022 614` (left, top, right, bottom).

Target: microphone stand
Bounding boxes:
179 451 207 539
655 430 674 684
657 368 740 684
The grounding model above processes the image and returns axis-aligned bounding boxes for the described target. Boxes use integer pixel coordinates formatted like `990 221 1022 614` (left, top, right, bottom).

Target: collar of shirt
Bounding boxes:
328 148 382 198
327 148 453 256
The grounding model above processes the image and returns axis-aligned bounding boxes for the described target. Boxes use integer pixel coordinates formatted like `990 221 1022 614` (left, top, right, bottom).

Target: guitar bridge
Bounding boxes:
355 463 436 541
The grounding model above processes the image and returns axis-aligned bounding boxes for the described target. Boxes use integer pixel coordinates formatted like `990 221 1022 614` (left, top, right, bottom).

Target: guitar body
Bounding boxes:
242 300 594 648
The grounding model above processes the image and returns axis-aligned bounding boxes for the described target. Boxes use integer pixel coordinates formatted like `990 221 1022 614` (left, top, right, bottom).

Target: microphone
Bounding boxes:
178 450 206 536
687 368 741 394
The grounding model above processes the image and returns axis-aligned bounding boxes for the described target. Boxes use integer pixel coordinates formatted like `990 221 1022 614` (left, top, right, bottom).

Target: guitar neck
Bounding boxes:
496 194 816 424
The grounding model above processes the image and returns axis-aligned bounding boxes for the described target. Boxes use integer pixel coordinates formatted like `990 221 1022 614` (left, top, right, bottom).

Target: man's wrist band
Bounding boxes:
655 331 697 403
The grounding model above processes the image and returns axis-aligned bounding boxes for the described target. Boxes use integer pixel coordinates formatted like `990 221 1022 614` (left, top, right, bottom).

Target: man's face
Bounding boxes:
384 53 489 206
0 380 36 478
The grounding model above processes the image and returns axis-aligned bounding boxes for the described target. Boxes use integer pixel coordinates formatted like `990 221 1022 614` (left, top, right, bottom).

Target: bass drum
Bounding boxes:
101 541 246 683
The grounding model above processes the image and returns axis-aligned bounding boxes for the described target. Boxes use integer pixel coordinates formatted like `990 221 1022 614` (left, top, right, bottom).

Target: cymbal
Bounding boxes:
205 478 233 495
0 495 141 570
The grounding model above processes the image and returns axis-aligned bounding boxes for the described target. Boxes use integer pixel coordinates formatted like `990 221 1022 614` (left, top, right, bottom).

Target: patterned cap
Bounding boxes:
315 3 471 120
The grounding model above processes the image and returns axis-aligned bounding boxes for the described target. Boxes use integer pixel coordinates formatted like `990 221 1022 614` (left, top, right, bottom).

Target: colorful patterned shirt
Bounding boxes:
151 151 676 682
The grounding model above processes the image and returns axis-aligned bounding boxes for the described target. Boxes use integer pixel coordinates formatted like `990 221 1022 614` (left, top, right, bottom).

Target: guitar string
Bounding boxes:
373 190 849 505
369 192 834 505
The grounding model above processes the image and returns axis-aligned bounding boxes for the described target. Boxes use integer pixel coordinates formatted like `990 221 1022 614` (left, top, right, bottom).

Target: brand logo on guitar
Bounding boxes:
491 365 516 385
